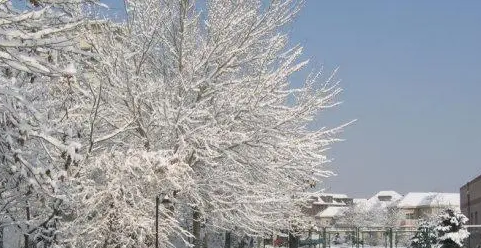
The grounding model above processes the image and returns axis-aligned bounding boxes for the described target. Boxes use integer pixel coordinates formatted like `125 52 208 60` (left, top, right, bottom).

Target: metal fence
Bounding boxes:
324 227 417 248
221 225 480 248
259 226 418 248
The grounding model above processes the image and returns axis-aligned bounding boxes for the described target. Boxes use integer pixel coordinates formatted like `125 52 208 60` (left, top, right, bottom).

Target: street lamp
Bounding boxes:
156 194 173 248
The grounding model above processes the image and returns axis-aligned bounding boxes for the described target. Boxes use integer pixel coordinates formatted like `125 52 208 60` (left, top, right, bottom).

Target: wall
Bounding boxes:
460 174 481 248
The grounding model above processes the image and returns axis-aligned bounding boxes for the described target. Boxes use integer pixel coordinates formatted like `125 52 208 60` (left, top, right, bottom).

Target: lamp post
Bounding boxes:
156 194 173 248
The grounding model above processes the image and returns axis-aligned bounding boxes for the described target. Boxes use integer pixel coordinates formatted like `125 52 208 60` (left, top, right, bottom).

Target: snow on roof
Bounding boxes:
353 198 368 205
396 192 460 208
374 191 403 198
332 199 347 206
367 191 402 203
312 198 326 205
317 206 349 218
320 193 349 199
363 191 402 210
312 196 347 206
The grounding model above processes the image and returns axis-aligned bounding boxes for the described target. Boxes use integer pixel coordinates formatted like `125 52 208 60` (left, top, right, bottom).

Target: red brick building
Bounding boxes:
460 174 481 248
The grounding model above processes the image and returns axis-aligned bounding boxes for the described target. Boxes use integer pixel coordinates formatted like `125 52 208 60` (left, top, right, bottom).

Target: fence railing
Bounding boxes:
261 226 418 248
223 224 476 248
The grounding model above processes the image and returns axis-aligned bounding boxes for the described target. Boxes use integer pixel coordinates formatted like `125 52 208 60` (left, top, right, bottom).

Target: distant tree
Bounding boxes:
435 209 469 248
336 203 402 228
336 203 370 228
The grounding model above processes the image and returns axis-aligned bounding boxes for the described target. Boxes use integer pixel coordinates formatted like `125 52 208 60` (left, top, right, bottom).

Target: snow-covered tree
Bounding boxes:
435 209 469 248
336 203 402 228
336 203 371 228
336 202 404 246
411 220 437 248
380 207 404 228
72 0 351 247
60 151 192 248
0 0 98 246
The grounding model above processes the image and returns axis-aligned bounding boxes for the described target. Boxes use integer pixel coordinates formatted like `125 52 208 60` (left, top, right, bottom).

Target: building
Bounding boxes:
305 190 463 231
396 192 460 227
316 206 349 227
364 191 403 209
460 174 481 248
316 191 403 229
304 193 353 227
304 193 352 216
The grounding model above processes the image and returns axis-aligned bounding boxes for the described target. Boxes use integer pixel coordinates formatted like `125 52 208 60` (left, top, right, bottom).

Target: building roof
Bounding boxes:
317 206 349 218
396 192 460 208
332 199 347 206
353 198 368 205
312 197 347 206
320 193 349 199
310 192 351 206
312 198 325 205
370 191 403 200
461 174 481 188
364 190 403 209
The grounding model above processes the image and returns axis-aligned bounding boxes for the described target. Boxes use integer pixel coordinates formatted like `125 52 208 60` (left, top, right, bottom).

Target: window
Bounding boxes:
378 195 392 202
406 213 415 220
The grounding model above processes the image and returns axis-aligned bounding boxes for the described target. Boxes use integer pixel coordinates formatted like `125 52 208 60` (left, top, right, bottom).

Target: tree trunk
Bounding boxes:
193 209 201 248
239 237 246 248
257 237 263 248
24 200 30 248
202 230 209 248
224 231 231 248
288 232 299 248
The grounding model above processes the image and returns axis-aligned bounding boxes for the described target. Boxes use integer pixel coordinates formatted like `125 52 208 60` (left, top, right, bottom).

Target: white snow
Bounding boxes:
317 206 348 218
310 193 349 206
63 62 77 76
312 198 326 205
440 229 470 247
436 209 470 247
332 199 347 206
363 190 402 210
375 190 403 198
396 192 460 209
353 198 368 205
320 193 349 199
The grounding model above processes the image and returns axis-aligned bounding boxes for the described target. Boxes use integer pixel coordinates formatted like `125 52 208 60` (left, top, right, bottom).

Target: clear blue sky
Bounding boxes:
289 1 481 197
100 0 481 198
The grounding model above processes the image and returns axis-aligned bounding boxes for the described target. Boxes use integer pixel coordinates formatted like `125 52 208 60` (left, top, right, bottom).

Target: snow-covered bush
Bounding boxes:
435 209 469 248
411 220 437 248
